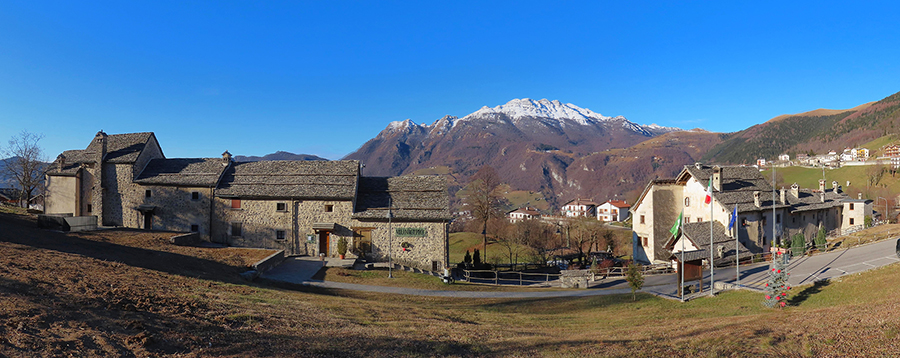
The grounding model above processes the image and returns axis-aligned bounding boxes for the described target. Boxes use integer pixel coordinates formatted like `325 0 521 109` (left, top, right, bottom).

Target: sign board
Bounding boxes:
395 227 426 237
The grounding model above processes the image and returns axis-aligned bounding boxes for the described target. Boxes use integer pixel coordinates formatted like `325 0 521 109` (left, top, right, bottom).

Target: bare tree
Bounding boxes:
520 219 556 265
2 131 47 207
463 166 506 261
569 216 603 266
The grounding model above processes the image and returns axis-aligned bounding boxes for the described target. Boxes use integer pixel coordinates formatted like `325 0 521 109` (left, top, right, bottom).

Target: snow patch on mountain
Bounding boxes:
457 98 618 127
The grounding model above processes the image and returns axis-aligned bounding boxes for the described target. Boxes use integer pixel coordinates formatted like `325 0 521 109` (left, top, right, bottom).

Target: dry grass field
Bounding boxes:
1 208 899 357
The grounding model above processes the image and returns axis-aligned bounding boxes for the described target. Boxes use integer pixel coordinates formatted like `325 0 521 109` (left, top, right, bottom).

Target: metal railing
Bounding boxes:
462 269 560 286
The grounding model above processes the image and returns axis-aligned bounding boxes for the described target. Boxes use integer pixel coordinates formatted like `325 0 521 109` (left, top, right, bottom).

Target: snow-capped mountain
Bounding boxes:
344 98 701 208
379 98 679 139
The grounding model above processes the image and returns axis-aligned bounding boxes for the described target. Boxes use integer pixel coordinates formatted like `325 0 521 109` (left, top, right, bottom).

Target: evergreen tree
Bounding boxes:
473 249 482 267
791 233 806 256
463 250 472 265
625 262 644 301
814 225 827 251
763 252 792 308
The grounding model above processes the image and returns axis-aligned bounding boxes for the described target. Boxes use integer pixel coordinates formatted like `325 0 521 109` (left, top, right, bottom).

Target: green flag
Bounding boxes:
669 211 683 237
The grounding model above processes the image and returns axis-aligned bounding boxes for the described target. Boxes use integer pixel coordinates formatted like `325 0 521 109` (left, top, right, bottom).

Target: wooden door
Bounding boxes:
318 231 329 256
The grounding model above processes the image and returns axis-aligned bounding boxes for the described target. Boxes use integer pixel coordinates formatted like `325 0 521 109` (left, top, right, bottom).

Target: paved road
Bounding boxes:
261 238 900 299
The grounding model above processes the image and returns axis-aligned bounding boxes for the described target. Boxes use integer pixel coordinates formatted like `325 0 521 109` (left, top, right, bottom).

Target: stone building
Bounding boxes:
45 131 451 271
45 131 164 225
631 164 871 264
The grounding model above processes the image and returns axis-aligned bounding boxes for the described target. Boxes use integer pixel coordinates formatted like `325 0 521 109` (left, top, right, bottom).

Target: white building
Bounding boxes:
778 154 790 162
561 198 598 218
507 207 540 223
631 164 870 264
597 200 630 222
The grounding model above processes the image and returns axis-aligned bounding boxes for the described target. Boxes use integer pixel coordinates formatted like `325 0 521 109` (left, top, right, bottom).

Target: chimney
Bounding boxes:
858 193 863 200
222 150 233 166
832 181 839 191
780 187 786 204
712 166 722 191
57 154 66 172
753 191 761 207
790 183 799 198
819 179 826 193
820 192 825 203
94 130 108 164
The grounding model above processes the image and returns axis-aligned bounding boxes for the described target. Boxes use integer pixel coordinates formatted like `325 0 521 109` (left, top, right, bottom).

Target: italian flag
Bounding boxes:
704 178 712 204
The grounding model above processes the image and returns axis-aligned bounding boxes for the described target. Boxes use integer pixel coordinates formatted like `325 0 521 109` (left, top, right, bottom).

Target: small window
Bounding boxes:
642 237 648 247
850 218 855 225
231 199 241 209
685 216 690 223
87 204 92 213
776 214 781 224
849 203 855 210
190 224 199 232
741 218 748 227
276 230 286 240
192 191 200 200
145 190 152 198
276 202 286 211
684 197 690 207
325 204 334 212
640 215 645 224
697 217 702 222
231 222 242 237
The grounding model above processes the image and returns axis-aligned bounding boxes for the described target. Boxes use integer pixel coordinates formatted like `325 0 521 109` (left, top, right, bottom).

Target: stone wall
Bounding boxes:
351 220 448 271
140 185 213 238
212 198 356 257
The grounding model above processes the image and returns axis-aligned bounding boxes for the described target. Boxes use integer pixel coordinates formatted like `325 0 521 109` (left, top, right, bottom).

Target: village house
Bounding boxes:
44 131 451 271
630 164 871 265
885 145 900 158
778 154 790 162
507 207 540 222
596 200 630 222
561 198 597 218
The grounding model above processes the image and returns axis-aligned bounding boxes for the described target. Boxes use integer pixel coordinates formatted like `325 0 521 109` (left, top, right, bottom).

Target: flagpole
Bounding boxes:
709 175 714 297
734 205 740 287
680 211 684 302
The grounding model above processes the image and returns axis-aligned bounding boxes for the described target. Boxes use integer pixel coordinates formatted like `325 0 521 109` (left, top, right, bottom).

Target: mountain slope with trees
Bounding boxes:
704 90 900 164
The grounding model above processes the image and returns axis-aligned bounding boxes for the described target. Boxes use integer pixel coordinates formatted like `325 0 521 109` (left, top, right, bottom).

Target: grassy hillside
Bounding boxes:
762 165 900 200
705 90 900 164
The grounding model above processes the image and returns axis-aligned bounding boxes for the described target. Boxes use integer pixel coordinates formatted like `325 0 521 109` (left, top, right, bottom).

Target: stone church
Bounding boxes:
45 131 451 271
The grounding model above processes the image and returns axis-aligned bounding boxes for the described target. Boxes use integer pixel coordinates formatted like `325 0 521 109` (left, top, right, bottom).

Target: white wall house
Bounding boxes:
631 164 866 265
507 207 540 223
597 200 630 222
561 198 598 218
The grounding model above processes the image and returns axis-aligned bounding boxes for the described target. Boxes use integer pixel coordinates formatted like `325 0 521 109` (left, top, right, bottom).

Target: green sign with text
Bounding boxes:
395 228 426 237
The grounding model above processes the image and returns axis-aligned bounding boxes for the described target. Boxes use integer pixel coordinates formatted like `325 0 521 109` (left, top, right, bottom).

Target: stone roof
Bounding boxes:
678 164 847 214
87 132 156 164
215 160 359 199
353 175 450 222
668 221 752 262
48 132 157 175
134 158 229 187
47 149 93 175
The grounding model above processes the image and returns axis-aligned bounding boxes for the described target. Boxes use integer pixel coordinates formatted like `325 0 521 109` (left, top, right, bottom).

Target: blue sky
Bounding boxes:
2 1 899 160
